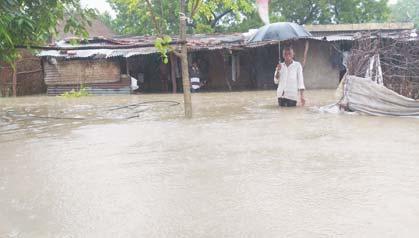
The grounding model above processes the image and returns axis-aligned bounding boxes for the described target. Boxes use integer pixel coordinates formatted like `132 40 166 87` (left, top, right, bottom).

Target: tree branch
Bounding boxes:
190 0 201 18
302 4 318 24
144 0 161 34
210 9 233 28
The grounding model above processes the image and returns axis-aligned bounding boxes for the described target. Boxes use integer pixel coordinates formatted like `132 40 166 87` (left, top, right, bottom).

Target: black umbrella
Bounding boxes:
247 22 312 65
247 22 311 42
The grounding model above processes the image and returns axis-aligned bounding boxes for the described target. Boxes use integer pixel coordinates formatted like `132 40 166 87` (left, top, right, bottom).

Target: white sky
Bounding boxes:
81 0 115 15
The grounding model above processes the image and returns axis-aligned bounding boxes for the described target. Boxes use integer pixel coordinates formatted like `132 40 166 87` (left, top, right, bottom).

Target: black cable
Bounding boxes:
0 100 181 125
107 100 180 111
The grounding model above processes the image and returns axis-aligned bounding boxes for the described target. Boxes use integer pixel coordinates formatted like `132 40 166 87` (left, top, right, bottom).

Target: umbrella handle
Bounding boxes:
278 41 281 62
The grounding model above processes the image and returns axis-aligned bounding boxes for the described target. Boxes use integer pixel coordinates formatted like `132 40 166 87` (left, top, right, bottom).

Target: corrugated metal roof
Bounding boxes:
308 35 354 42
305 23 414 32
307 30 418 42
38 30 417 59
39 34 246 59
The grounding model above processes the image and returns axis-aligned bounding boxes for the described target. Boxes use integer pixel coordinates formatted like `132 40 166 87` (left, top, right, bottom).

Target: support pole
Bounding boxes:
170 53 177 93
302 40 310 67
180 0 192 118
223 51 232 91
12 62 17 97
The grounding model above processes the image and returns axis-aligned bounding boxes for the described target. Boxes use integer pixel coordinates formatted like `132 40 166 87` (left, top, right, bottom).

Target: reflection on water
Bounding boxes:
0 90 419 238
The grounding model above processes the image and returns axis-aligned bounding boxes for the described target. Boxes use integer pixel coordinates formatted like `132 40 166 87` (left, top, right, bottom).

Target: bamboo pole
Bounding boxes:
170 53 177 93
12 62 17 97
302 40 310 67
180 0 192 118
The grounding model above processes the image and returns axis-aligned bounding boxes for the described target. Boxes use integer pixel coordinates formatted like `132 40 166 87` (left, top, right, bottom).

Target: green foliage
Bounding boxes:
390 0 419 29
59 85 90 98
154 36 173 64
221 11 263 33
195 23 215 34
0 0 96 64
106 0 254 35
269 0 390 24
105 0 390 36
191 0 253 30
107 0 180 35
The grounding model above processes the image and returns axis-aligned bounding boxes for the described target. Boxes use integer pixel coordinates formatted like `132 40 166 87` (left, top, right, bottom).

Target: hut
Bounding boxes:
38 22 416 95
0 18 116 97
38 34 350 95
39 34 260 95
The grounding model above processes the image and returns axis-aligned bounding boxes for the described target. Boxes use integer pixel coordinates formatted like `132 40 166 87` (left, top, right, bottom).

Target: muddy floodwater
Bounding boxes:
0 90 418 238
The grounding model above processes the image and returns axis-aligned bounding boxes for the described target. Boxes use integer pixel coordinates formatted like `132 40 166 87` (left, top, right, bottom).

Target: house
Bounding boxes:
0 18 115 97
39 34 351 95
38 22 417 96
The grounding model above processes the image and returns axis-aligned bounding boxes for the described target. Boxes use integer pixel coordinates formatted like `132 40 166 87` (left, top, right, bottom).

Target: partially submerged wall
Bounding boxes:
293 40 340 89
253 45 279 90
246 40 340 90
0 50 45 96
43 58 130 95
44 59 121 85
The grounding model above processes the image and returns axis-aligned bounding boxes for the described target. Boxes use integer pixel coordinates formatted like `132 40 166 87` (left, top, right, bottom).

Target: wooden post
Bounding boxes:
231 53 236 82
180 0 192 118
126 58 132 93
302 40 310 67
170 53 177 93
222 51 232 91
12 62 17 97
126 58 130 75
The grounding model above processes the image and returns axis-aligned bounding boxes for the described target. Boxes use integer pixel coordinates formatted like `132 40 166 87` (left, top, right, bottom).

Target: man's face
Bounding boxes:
283 49 294 62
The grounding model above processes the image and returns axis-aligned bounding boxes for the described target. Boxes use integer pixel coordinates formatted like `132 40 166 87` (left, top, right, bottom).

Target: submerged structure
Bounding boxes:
325 32 419 117
336 75 419 117
32 22 418 96
38 34 347 95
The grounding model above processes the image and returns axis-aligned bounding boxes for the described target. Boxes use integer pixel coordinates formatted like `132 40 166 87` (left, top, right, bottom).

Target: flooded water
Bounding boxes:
1 90 418 238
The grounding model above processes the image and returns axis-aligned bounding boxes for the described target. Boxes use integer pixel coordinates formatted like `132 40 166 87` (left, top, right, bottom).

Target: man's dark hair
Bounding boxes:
283 46 294 52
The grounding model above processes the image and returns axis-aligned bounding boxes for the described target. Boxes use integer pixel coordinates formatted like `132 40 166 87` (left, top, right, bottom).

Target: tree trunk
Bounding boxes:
180 0 192 118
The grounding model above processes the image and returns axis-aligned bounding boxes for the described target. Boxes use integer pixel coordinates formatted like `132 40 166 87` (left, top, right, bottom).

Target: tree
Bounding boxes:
240 0 390 25
0 0 96 64
390 0 419 29
106 0 179 35
189 0 253 33
222 11 264 33
106 0 253 35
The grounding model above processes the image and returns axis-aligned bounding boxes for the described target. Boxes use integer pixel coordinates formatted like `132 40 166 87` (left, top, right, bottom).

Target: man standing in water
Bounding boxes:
190 62 201 93
274 47 306 107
